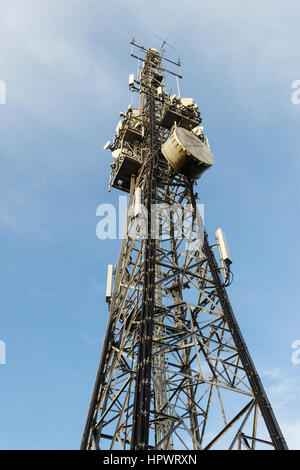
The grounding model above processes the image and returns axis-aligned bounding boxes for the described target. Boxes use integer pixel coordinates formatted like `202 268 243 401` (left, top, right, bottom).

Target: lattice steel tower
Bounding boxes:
81 39 288 450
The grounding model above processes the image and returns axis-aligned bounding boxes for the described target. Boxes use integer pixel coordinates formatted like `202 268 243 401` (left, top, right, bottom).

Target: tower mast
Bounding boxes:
80 40 288 451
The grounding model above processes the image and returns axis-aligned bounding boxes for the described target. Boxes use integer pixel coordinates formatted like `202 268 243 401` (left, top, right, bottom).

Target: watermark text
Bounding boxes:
291 80 300 105
291 340 300 365
0 80 6 104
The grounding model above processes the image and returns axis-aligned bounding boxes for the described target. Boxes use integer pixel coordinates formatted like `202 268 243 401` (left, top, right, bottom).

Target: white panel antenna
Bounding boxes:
128 73 135 88
216 228 232 265
106 264 114 303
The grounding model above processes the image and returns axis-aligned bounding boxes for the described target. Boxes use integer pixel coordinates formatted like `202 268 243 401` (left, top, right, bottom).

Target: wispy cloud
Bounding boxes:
0 1 123 132
262 367 300 449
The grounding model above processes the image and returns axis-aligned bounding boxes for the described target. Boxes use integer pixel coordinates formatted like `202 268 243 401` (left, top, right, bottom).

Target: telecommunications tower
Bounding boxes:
81 39 288 450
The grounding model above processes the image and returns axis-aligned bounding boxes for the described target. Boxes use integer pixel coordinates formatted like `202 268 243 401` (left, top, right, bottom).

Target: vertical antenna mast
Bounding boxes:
80 39 288 451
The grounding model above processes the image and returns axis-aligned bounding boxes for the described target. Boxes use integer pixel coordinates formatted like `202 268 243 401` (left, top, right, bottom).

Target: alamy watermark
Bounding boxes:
291 80 300 105
0 80 6 104
291 340 300 365
96 196 205 249
0 340 6 365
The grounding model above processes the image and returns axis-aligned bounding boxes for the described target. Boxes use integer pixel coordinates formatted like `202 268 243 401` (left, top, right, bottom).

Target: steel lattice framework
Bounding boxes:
80 40 288 451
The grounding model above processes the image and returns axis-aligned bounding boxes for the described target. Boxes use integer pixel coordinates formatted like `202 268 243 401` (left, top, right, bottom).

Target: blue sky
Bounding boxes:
0 0 299 449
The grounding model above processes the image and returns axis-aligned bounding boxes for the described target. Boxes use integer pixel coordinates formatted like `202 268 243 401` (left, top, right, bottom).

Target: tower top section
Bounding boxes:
130 37 182 81
104 38 214 193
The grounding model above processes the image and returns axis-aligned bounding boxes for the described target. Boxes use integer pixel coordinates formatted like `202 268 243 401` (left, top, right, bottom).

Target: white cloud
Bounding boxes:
0 0 123 129
262 367 300 449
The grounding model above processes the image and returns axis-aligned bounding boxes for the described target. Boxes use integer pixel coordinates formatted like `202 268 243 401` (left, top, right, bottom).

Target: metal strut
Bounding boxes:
202 233 288 450
131 96 158 450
